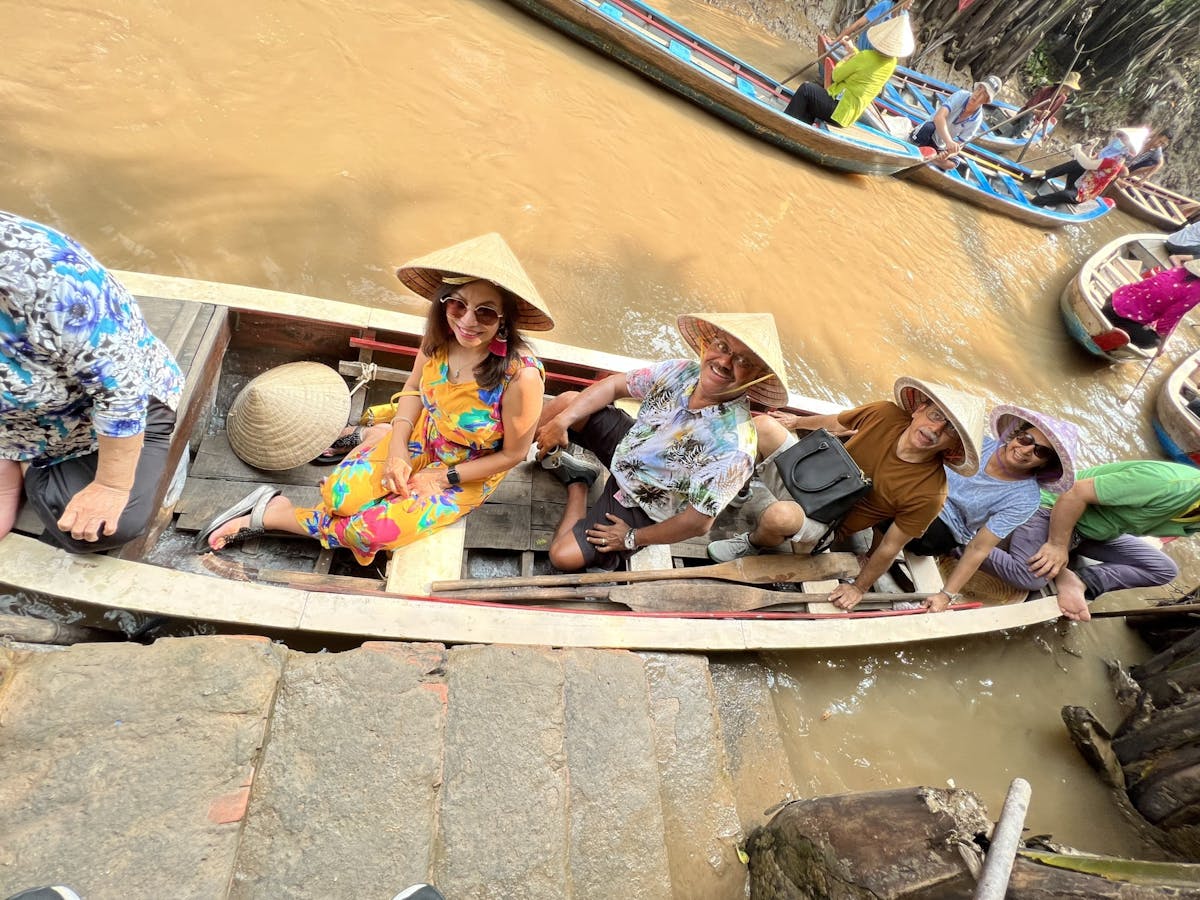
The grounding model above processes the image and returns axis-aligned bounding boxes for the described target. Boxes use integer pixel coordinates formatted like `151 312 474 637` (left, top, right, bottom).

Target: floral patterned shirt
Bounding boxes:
611 359 756 522
0 211 183 463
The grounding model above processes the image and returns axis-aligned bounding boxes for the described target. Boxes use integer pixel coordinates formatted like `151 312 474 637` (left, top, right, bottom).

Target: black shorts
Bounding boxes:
567 405 656 571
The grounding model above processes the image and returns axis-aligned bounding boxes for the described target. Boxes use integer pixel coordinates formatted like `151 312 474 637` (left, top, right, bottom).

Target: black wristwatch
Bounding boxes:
447 466 461 486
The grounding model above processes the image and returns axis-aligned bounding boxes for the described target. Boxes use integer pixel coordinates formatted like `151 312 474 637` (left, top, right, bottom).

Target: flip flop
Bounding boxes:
313 426 365 465
194 485 282 553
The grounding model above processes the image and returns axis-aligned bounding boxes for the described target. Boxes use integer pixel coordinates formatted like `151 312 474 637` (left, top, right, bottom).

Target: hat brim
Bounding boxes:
989 405 1078 493
893 377 983 476
677 314 789 407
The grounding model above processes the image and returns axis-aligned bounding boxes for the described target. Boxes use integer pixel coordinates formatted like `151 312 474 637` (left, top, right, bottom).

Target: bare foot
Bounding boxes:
1054 568 1091 622
1169 254 1195 268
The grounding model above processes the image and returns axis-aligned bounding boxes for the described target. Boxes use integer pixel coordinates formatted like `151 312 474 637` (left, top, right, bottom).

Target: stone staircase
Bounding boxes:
0 636 800 899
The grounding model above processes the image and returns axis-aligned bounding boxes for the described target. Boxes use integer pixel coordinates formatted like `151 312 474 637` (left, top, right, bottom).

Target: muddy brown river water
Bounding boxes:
3 0 1195 857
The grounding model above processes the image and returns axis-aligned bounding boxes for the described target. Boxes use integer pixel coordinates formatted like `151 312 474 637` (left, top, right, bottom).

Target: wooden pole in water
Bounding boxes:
972 777 1031 900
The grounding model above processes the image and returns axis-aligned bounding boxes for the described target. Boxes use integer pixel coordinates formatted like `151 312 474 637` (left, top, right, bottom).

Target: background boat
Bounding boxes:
1108 179 1200 231
0 272 1064 651
1153 347 1200 467
500 0 925 175
1059 232 1168 363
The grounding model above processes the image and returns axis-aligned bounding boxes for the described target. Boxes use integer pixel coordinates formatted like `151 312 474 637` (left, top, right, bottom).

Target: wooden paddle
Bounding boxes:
436 580 935 613
1092 602 1200 620
430 551 859 593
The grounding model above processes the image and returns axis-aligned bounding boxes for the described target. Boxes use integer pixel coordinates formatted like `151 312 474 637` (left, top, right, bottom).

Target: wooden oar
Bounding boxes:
437 580 935 613
430 551 859 593
1092 602 1200 620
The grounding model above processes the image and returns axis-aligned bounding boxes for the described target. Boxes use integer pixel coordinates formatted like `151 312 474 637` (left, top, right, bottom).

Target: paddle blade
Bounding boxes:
722 552 859 584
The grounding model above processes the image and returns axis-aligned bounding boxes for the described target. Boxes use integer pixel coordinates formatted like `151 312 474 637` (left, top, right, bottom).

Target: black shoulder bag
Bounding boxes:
773 428 872 551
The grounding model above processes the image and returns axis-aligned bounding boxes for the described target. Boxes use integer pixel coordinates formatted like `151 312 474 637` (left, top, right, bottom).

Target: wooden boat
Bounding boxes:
1059 232 1169 363
878 64 1055 154
0 272 1066 651
1108 179 1200 231
815 40 1113 228
1153 347 1200 467
499 0 925 175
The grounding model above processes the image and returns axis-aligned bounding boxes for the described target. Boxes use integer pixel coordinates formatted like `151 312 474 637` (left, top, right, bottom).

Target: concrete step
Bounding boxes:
0 637 776 899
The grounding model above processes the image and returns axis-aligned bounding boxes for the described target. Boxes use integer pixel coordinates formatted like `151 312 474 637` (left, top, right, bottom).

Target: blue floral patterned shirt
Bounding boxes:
611 359 757 522
0 211 183 463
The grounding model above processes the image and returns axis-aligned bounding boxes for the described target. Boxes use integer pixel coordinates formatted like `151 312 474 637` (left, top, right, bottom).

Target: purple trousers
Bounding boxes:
979 508 1179 598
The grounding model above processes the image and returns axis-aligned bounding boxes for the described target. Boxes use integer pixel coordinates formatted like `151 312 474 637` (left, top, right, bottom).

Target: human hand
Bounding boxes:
380 455 413 497
923 590 951 613
534 418 571 458
585 513 631 555
407 468 448 503
57 481 131 542
1028 541 1069 578
830 582 863 611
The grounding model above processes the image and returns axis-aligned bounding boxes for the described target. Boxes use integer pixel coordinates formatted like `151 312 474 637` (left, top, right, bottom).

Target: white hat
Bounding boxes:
397 233 554 332
227 362 350 470
893 377 986 476
676 312 790 407
865 15 915 58
975 76 1003 102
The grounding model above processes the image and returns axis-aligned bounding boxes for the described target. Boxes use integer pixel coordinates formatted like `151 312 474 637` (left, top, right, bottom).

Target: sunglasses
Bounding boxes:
1011 431 1056 460
441 294 501 328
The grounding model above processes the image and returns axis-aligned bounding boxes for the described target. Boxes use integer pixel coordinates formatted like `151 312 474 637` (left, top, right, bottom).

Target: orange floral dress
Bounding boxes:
294 349 543 565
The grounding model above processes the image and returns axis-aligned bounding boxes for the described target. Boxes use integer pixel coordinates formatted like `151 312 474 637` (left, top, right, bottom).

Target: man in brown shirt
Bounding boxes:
707 377 984 610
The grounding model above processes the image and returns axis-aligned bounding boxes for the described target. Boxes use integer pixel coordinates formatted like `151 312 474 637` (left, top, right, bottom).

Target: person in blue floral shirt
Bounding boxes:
0 211 183 552
533 312 788 572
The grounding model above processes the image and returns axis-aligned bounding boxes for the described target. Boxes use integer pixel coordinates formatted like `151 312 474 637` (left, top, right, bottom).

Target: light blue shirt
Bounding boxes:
939 437 1042 543
923 89 986 143
856 1 897 50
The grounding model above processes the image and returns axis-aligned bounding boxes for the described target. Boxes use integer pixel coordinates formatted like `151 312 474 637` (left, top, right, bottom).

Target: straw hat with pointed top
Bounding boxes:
866 15 915 58
396 233 554 332
227 362 351 471
676 312 790 408
1061 71 1083 91
893 376 986 475
990 404 1080 493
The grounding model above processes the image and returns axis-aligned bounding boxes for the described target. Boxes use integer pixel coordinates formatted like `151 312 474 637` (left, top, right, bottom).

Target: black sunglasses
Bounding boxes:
1012 431 1055 460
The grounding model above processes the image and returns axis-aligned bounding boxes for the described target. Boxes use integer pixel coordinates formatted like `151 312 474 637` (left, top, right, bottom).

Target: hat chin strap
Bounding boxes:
712 372 776 399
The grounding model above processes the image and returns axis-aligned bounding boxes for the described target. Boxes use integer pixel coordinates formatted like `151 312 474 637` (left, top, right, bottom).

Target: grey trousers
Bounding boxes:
24 400 177 554
978 507 1179 598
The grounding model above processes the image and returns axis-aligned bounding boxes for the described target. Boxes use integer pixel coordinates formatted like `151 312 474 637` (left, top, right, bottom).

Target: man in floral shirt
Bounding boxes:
534 312 788 572
0 211 183 552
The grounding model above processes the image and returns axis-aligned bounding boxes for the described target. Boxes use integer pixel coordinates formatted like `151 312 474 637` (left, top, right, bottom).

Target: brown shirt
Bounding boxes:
835 401 948 538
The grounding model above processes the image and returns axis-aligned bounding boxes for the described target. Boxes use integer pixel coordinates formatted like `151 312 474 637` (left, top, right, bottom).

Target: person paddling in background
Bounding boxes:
1101 259 1200 351
199 234 549 563
783 16 915 128
910 76 1003 171
834 0 914 50
997 71 1082 139
707 377 985 612
978 461 1200 622
914 406 1078 612
1028 127 1148 208
0 211 183 553
532 313 788 573
1124 129 1173 185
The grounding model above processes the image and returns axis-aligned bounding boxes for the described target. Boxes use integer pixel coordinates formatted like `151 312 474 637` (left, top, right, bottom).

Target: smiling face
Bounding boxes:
440 279 504 349
696 330 765 401
997 425 1056 474
901 401 962 458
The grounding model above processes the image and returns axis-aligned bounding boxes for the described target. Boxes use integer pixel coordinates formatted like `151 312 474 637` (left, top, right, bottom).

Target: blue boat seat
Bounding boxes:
667 38 691 62
735 76 757 98
598 2 623 21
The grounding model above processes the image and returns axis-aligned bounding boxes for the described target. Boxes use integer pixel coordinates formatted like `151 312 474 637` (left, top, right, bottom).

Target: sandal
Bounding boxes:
194 485 282 553
313 426 365 465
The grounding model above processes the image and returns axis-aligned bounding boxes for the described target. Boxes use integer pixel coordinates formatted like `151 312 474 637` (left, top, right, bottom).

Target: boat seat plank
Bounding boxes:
174 478 323 533
902 551 945 593
1110 258 1144 282
192 432 337 486
464 503 534 552
1128 240 1171 270
386 518 466 595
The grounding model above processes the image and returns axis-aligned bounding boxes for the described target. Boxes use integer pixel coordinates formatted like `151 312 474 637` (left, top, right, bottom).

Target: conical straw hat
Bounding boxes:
865 15 915 58
396 233 554 332
676 312 790 408
893 376 985 476
227 362 351 471
989 404 1081 493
